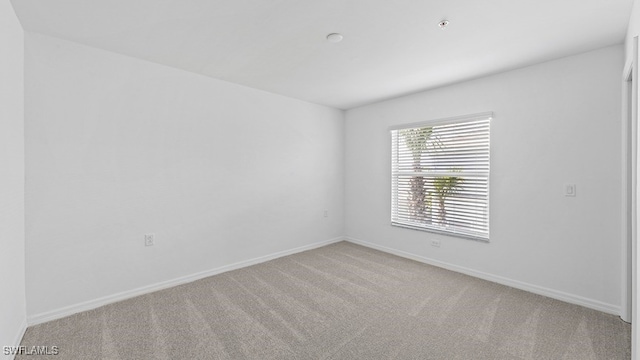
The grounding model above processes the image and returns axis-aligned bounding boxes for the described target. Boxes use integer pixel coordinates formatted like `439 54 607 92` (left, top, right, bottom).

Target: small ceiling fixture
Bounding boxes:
438 20 449 29
326 33 343 43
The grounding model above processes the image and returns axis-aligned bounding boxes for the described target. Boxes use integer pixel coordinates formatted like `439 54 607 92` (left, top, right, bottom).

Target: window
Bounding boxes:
391 112 491 241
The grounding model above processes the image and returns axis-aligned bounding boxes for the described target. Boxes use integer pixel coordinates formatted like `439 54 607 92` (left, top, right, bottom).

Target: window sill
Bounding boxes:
391 222 489 243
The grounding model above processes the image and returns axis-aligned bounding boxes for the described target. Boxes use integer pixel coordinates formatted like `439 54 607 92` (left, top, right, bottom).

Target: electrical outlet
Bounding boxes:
564 184 576 197
431 240 441 248
145 233 155 246
324 210 328 218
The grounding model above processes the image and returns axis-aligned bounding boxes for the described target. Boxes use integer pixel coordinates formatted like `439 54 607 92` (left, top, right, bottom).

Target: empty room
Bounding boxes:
2 0 640 359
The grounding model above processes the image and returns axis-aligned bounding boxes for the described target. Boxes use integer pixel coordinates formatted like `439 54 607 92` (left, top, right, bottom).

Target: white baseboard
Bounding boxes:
345 236 620 316
28 235 619 326
5 318 27 360
27 237 344 326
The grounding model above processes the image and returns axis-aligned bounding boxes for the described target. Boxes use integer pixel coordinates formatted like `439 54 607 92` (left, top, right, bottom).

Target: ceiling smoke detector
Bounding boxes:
326 33 343 43
439 20 449 29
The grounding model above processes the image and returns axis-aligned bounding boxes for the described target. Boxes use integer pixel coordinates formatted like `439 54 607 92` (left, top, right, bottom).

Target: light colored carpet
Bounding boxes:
19 241 630 359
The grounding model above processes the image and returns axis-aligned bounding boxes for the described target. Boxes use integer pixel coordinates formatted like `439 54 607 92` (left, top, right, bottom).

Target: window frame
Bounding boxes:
390 112 492 242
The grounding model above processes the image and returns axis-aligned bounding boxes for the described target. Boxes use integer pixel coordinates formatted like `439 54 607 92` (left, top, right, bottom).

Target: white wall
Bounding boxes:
345 45 623 312
0 1 26 357
24 33 344 318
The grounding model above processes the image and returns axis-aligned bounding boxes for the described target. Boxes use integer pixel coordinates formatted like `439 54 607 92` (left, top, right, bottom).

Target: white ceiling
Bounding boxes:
11 0 633 109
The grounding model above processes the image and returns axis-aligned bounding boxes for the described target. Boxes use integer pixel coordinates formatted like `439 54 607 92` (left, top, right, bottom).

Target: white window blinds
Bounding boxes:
391 112 491 241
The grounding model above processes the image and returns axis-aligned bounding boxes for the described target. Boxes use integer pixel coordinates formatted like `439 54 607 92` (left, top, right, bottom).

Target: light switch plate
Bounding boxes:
145 233 155 246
